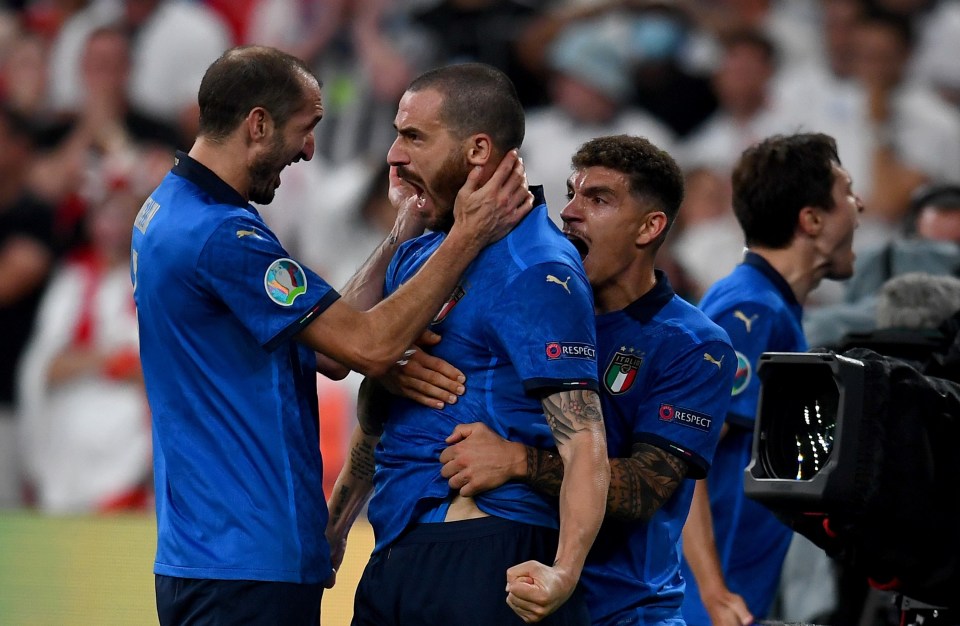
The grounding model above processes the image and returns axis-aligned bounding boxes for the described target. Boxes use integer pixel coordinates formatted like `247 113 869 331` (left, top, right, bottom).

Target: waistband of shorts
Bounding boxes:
394 516 540 546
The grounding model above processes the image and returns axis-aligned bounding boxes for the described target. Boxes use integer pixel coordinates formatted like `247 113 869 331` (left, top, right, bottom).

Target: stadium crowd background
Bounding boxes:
1 0 959 624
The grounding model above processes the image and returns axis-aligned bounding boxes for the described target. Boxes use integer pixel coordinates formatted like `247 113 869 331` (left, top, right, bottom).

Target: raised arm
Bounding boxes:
503 389 608 623
298 150 533 378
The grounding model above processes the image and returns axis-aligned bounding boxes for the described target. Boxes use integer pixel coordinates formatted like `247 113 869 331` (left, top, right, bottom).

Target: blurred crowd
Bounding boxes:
1 0 959 621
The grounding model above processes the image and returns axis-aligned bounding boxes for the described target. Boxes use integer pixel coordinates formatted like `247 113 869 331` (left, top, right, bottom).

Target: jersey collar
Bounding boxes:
743 250 800 307
171 151 251 209
623 269 674 323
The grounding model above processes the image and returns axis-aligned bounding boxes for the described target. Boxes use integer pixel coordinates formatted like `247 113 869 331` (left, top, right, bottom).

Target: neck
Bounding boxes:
593 257 657 314
747 246 821 305
188 137 250 201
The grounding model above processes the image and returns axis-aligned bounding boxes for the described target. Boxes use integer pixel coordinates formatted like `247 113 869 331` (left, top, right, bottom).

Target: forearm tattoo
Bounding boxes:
524 442 687 521
349 436 377 484
607 443 687 522
541 389 604 445
525 446 564 498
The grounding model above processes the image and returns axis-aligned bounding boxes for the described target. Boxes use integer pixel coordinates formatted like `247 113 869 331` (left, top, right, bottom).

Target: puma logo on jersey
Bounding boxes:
237 229 262 239
546 274 571 294
733 310 759 333
704 353 724 368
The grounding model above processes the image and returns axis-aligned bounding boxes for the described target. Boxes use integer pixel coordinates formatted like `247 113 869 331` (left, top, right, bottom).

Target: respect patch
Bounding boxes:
659 404 713 433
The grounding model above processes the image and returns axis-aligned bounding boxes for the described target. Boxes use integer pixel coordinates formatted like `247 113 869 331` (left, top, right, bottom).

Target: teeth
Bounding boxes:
416 193 426 208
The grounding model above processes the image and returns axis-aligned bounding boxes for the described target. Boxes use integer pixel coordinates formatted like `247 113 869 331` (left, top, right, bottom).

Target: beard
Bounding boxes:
428 149 473 233
248 135 287 205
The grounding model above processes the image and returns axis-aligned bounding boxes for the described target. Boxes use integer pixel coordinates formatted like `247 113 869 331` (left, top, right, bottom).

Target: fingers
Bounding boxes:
415 329 442 347
445 422 472 444
480 149 520 193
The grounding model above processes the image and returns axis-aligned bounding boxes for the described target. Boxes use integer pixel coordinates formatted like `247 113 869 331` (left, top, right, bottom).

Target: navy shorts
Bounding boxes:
155 575 322 626
352 516 591 626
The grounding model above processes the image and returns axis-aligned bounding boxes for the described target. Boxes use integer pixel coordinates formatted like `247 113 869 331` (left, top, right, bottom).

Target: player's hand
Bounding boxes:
440 423 525 497
323 531 347 589
379 330 464 409
452 149 533 248
704 588 754 626
505 560 576 623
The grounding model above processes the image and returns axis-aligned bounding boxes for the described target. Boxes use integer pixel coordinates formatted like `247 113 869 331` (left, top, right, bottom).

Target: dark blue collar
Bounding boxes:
743 250 800 307
623 269 674 323
171 151 251 210
530 184 546 208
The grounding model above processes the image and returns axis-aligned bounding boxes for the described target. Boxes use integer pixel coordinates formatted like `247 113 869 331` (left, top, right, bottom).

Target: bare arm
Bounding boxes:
298 151 533 378
442 423 686 523
504 389 609 623
0 237 53 306
681 479 754 626
324 377 386 587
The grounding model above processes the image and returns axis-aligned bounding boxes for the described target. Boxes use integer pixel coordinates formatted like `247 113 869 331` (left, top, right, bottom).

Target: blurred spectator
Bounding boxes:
677 28 797 175
44 0 231 145
870 0 960 107
805 182 960 347
0 29 47 115
669 167 744 301
411 0 548 108
18 179 150 514
30 24 178 251
521 19 675 221
0 104 58 508
876 271 960 330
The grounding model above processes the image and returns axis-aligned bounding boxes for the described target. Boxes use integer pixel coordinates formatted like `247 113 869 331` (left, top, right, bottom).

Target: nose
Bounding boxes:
559 197 581 224
301 132 315 162
386 136 407 166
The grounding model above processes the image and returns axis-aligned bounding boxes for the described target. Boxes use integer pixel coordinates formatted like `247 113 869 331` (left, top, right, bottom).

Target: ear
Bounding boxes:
798 206 823 237
245 107 273 144
636 211 668 246
465 134 493 166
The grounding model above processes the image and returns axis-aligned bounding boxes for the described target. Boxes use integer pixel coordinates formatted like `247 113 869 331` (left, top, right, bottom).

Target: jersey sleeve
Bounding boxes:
486 261 599 393
197 216 340 351
709 302 776 429
633 338 736 478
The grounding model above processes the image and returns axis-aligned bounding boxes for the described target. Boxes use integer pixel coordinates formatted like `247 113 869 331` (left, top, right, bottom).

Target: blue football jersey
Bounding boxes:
680 252 805 623
583 272 734 626
367 190 599 552
132 153 338 583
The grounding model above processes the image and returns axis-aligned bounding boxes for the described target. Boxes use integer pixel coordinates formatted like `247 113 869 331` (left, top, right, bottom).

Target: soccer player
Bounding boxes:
131 46 531 626
324 63 610 625
433 134 737 625
680 132 864 625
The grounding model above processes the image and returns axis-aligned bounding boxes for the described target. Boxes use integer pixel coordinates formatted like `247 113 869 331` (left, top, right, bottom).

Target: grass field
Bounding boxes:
0 511 374 625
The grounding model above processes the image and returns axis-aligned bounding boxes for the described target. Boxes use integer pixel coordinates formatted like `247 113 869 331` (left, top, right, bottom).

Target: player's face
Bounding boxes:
560 166 650 290
818 162 864 280
249 75 323 205
387 88 471 231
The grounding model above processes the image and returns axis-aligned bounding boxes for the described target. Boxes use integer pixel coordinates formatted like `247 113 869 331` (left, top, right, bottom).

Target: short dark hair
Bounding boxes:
407 63 524 153
732 133 841 249
718 26 779 67
197 46 320 141
571 134 684 245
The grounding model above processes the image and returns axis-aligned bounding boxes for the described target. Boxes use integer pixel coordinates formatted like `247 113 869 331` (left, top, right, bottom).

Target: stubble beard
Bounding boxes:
249 135 287 205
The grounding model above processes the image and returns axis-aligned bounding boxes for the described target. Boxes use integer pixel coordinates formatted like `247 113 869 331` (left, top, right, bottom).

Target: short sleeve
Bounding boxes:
633 339 737 478
486 261 598 393
197 216 340 351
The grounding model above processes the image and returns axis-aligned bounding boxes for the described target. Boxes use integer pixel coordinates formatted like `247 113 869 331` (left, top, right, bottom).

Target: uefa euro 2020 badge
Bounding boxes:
264 258 307 306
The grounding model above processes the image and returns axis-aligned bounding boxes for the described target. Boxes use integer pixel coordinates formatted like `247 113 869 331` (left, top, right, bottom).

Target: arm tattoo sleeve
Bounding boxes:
541 389 604 445
607 442 688 522
524 440 688 521
349 436 377 483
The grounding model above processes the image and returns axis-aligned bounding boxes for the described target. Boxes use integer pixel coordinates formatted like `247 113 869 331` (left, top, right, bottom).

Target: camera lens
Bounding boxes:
758 364 839 480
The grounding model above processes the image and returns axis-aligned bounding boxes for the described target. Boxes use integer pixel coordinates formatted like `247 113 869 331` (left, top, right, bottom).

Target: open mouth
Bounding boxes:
565 233 589 260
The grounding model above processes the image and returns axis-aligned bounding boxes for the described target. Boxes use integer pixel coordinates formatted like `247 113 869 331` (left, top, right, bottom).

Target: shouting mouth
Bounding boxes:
565 231 589 260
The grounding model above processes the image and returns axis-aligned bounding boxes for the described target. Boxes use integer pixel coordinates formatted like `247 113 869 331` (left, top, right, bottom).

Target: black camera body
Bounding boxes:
744 347 960 607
